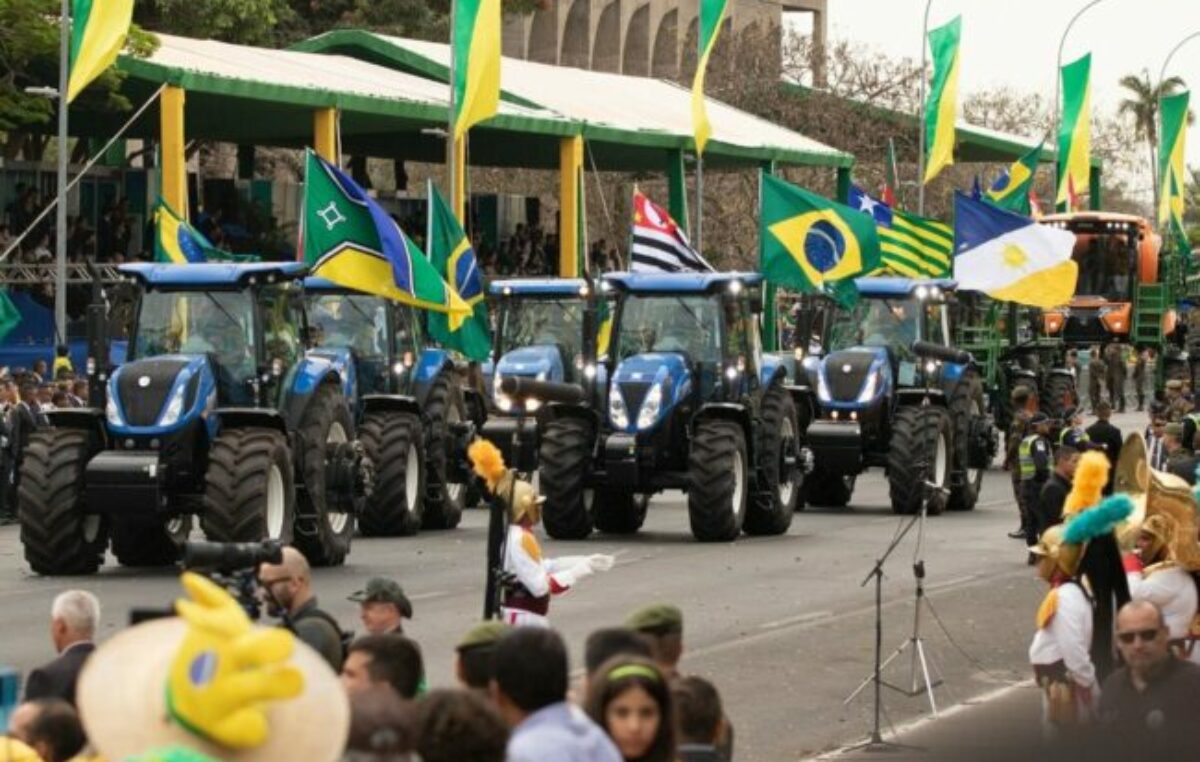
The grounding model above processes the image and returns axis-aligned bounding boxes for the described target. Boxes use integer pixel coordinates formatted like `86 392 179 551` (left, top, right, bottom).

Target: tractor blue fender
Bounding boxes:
413 348 454 403
106 355 218 438
214 407 289 435
281 354 346 431
45 408 107 446
361 393 422 418
759 354 788 387
306 346 358 402
691 401 754 460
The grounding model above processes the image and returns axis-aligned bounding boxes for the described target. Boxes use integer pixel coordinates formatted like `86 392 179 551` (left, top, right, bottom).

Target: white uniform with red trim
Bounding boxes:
499 524 611 627
1126 562 1198 642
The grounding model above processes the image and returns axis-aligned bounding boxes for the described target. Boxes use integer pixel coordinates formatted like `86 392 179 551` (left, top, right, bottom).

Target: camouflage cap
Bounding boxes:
347 577 413 617
1167 379 1184 390
626 603 684 635
455 620 511 652
1165 422 1185 437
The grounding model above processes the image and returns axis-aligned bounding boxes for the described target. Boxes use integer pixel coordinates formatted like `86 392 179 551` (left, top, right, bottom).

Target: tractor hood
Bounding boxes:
495 345 564 383
816 347 891 409
106 354 216 435
608 353 692 433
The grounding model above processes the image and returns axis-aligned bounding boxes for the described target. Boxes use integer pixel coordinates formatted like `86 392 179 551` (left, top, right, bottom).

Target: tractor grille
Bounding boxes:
619 381 652 414
1063 309 1107 344
825 351 876 402
118 359 188 426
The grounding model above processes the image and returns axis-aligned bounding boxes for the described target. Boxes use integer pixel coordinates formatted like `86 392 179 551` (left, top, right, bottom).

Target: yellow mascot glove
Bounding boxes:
165 572 305 749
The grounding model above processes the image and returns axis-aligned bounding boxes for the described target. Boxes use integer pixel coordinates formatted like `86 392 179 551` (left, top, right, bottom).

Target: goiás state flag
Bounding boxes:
630 189 713 273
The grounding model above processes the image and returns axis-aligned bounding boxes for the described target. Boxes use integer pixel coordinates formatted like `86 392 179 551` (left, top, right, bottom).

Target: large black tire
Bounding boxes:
1041 373 1077 420
802 473 855 508
745 387 798 535
18 429 107 575
539 417 595 540
111 516 192 567
947 373 986 512
687 420 748 542
422 374 466 530
888 406 951 516
203 427 295 545
293 386 358 566
358 410 425 537
594 490 648 535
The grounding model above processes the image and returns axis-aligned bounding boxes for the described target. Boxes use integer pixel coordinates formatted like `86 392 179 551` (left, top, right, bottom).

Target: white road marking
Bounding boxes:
759 610 834 630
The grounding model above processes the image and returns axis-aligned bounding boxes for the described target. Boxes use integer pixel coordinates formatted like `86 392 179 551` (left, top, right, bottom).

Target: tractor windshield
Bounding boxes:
499 298 586 360
829 298 919 356
1070 230 1136 300
307 294 389 358
616 294 721 364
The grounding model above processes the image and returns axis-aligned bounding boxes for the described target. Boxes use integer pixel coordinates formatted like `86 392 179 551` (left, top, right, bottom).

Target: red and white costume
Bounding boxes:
500 522 612 627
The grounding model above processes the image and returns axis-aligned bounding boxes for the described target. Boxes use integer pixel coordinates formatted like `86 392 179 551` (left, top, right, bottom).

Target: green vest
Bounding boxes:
1018 434 1040 480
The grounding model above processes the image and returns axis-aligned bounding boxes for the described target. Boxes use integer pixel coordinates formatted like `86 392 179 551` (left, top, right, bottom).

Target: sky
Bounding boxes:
795 0 1200 201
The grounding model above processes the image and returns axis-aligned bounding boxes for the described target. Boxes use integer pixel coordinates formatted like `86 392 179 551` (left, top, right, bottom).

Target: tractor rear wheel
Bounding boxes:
888 406 951 516
1041 374 1076 420
687 420 748 542
358 410 425 536
422 374 466 530
293 386 358 566
203 427 295 544
111 516 192 567
539 417 595 540
745 387 798 535
594 490 648 535
948 374 986 512
19 429 107 575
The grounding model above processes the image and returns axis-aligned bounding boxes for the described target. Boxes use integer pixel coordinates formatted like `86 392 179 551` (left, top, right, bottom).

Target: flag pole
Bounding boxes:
916 0 933 216
447 0 458 216
695 152 704 256
55 0 70 344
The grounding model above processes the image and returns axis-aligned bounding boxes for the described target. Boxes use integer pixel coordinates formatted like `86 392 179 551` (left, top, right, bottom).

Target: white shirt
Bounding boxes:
503 525 591 599
1127 565 1199 641
1029 582 1097 689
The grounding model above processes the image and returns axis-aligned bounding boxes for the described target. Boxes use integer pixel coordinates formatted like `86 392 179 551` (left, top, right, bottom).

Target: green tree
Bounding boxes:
1117 70 1187 198
136 0 294 47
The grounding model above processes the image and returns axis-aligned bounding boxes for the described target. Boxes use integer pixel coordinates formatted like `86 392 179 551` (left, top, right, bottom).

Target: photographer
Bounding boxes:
258 547 347 671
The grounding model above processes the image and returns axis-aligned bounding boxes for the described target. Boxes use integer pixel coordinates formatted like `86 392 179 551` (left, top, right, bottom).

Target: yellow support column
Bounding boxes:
313 107 338 162
559 136 583 277
452 136 467 223
160 86 187 217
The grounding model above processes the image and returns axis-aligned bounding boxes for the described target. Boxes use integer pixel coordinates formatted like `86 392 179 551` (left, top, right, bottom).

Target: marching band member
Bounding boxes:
1123 514 1199 648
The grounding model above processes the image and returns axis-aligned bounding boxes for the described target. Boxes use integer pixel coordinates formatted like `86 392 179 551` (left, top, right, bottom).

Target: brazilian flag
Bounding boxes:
759 173 880 296
426 182 491 361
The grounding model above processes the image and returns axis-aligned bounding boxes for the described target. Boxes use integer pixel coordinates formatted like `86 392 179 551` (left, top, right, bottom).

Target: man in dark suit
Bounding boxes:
8 378 43 489
1035 445 1078 541
1086 400 1124 494
24 590 100 706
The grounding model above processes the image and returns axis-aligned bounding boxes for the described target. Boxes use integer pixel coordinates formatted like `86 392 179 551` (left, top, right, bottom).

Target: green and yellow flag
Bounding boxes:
986 143 1041 215
691 0 730 156
67 0 134 102
426 181 491 361
1157 90 1189 234
922 16 961 184
760 173 881 294
1057 53 1092 206
452 0 501 141
879 208 952 279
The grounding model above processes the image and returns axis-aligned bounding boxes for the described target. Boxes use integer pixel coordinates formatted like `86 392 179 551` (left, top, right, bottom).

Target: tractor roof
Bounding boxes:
302 276 384 294
854 276 957 298
120 262 308 288
488 278 590 297
602 272 762 294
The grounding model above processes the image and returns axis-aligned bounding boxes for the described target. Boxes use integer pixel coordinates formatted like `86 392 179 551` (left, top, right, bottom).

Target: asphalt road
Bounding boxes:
0 409 1146 760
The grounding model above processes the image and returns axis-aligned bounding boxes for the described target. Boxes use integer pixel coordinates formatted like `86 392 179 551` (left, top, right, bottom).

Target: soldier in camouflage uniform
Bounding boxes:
1131 348 1148 412
1166 378 1190 422
1006 386 1035 540
1087 350 1107 412
1104 342 1127 413
1186 307 1200 387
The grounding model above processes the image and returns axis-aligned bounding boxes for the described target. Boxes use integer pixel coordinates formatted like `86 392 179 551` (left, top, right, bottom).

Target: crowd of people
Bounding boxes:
3 186 144 267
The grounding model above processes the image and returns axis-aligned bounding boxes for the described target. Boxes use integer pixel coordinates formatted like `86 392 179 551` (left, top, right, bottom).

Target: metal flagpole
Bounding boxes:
1052 0 1104 211
55 0 70 344
695 152 703 255
916 0 932 217
447 0 458 210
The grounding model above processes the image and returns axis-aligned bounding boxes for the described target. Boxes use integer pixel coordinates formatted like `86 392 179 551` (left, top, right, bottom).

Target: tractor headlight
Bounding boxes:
493 374 512 412
536 370 548 381
856 372 879 403
158 383 189 427
816 369 832 403
637 383 664 430
609 385 630 429
105 393 123 426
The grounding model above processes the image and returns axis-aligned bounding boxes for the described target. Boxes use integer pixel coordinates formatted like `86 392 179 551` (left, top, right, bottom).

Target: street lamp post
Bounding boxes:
55 0 69 345
1154 31 1200 219
1051 0 1104 209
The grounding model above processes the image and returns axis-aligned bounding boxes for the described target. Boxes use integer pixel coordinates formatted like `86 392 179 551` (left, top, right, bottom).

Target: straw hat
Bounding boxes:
77 617 349 762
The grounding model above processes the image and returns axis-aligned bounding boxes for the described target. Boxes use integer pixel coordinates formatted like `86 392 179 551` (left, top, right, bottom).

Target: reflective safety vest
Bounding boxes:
1018 434 1042 481
1058 426 1090 446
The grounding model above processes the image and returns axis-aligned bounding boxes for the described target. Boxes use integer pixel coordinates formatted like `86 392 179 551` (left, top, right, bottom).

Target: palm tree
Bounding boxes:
1117 70 1187 199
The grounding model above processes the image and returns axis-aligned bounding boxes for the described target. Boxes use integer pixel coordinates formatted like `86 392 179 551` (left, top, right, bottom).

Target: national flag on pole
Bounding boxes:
630 189 713 273
1157 90 1189 234
1057 53 1092 205
300 150 470 319
953 192 1077 309
452 0 501 141
155 199 216 264
986 143 1040 215
761 173 881 294
881 138 899 208
691 0 730 156
67 0 134 102
849 185 951 279
922 15 962 184
426 181 491 360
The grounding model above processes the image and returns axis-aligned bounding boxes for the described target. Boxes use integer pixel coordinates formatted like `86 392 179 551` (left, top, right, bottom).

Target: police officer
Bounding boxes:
1006 387 1034 540
1019 412 1054 553
1105 342 1127 413
1057 407 1090 451
1131 348 1148 412
1088 349 1107 412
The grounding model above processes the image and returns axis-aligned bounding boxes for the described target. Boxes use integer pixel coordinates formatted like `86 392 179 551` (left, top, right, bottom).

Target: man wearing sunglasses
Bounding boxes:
1098 600 1200 756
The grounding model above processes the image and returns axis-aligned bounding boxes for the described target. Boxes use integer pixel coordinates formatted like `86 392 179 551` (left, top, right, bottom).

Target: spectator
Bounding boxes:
31 233 51 263
415 689 508 762
1162 422 1199 485
24 590 99 705
584 656 675 762
5 699 87 762
258 546 347 670
1146 415 1168 470
1034 445 1077 540
583 627 654 694
491 627 621 762
1098 600 1200 756
348 577 413 635
671 676 728 762
1085 400 1123 494
344 685 418 760
70 379 88 407
341 634 425 699
454 620 510 692
35 384 53 412
52 345 72 381
30 361 47 385
625 605 683 679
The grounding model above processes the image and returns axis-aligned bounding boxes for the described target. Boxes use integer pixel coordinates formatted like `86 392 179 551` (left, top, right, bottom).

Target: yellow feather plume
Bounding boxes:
467 438 508 492
1062 450 1110 518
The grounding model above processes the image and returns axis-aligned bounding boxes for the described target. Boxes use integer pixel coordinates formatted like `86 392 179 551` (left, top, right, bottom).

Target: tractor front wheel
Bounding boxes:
745 387 798 535
422 375 467 530
687 420 748 542
539 417 595 540
293 387 358 566
888 406 951 516
19 429 107 575
203 427 295 545
358 410 425 536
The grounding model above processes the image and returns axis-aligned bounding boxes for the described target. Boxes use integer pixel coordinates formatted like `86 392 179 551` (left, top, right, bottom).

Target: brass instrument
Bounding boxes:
1113 432 1200 571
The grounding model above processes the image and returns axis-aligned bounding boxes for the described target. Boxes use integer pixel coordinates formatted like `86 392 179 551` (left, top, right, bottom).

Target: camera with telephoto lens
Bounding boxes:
128 540 284 625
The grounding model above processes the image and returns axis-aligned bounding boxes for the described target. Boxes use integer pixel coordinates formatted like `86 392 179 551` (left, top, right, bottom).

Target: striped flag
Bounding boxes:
630 189 713 273
849 185 950 278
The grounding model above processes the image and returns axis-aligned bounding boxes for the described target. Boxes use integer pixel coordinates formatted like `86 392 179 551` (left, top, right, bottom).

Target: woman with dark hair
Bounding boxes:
584 656 675 762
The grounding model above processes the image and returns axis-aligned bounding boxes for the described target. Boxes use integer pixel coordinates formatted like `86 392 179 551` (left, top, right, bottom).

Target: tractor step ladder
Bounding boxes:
1132 283 1166 346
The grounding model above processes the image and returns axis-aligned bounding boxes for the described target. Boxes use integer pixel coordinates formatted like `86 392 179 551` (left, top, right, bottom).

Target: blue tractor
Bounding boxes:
18 263 372 574
802 277 997 514
537 272 807 542
304 278 483 535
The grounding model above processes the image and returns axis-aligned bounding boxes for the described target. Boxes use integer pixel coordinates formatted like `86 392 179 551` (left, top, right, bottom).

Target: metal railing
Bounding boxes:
0 263 123 286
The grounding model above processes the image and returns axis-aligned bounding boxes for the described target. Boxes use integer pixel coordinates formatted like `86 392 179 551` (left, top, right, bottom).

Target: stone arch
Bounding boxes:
528 5 558 64
561 0 590 68
651 8 678 79
623 4 650 76
680 15 699 81
593 1 621 73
